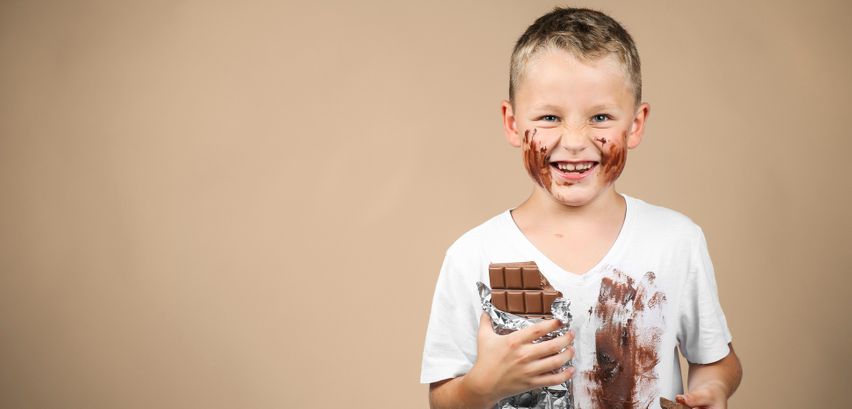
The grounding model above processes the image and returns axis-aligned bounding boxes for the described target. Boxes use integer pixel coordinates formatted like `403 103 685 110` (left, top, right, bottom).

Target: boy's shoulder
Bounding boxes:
628 194 707 245
630 195 700 228
446 210 506 246
442 209 518 261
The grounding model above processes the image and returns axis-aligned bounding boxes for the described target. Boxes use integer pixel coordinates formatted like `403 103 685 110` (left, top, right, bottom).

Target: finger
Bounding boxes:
478 313 495 339
675 395 692 408
513 318 563 344
529 365 574 388
677 390 712 408
525 332 574 361
525 346 574 376
674 395 693 408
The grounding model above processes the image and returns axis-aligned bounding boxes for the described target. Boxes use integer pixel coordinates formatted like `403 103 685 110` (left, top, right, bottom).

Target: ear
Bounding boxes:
501 100 523 148
626 102 650 150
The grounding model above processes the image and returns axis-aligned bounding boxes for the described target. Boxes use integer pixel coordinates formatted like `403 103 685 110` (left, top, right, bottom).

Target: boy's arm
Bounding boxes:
676 343 743 409
429 376 494 409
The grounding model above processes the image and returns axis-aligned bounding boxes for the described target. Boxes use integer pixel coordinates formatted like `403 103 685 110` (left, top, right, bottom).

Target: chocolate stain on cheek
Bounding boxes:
522 128 552 189
599 131 628 185
587 270 664 409
523 129 627 191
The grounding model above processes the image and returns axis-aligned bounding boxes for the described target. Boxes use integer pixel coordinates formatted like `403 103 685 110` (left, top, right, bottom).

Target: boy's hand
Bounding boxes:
676 381 728 409
462 313 575 405
677 344 742 409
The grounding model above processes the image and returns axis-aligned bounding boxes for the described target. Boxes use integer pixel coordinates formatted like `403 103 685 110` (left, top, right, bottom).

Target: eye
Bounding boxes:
591 114 611 123
540 115 560 122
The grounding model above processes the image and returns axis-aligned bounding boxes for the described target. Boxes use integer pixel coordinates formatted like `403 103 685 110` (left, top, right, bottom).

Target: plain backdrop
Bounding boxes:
1 1 850 407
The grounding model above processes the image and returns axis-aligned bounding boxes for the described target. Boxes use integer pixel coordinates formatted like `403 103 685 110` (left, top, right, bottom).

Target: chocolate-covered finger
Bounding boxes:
660 397 690 409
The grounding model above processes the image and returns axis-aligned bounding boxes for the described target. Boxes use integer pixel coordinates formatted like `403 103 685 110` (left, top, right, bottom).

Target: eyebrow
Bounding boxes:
532 103 621 112
589 103 619 112
532 104 563 111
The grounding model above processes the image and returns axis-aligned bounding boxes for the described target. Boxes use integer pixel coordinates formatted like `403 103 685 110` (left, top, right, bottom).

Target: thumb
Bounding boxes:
676 391 711 408
478 312 496 339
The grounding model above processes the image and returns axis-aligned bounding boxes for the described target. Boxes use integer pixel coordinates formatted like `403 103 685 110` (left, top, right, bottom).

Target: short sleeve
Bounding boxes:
419 246 483 384
677 224 733 364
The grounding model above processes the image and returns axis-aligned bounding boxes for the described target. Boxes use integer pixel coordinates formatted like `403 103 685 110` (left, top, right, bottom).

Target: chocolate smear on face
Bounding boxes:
599 131 628 185
585 269 665 409
522 128 552 190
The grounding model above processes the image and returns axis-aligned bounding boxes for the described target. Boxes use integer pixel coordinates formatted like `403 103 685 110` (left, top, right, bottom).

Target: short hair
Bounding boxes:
509 7 642 108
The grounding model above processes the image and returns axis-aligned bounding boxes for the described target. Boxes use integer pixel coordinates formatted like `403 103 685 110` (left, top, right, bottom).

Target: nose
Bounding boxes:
557 125 588 153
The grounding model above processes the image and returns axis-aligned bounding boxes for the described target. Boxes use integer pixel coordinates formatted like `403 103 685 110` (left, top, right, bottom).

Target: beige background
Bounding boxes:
1 1 850 407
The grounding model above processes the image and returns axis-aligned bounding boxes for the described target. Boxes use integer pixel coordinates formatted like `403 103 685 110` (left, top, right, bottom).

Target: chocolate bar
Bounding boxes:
659 397 689 409
488 261 562 319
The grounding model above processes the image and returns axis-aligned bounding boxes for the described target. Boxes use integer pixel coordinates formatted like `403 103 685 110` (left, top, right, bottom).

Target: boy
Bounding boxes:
420 7 743 409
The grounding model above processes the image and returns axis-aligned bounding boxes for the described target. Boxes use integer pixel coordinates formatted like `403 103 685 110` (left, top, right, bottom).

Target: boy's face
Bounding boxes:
501 49 650 207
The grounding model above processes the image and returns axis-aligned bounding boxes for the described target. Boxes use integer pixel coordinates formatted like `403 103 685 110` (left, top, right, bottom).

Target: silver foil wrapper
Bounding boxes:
476 281 574 409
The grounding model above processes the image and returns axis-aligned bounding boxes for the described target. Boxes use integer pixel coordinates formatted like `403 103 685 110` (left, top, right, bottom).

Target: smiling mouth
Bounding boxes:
550 161 599 175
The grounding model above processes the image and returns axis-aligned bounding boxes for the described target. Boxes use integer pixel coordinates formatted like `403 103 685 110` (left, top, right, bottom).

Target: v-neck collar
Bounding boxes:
501 194 636 285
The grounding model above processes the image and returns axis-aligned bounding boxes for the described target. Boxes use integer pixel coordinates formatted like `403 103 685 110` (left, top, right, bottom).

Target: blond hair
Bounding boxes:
509 7 642 108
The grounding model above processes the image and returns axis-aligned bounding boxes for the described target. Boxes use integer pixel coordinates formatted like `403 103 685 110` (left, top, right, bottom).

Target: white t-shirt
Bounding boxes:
420 194 732 408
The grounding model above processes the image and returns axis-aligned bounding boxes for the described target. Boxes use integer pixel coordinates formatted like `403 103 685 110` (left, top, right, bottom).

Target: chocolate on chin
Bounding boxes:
488 261 562 319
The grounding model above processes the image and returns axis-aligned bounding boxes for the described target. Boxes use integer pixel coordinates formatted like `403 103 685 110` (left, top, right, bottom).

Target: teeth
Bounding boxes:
556 162 594 172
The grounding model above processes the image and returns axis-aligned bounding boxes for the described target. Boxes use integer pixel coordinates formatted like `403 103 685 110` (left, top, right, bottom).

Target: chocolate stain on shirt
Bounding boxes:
586 269 665 409
522 128 552 189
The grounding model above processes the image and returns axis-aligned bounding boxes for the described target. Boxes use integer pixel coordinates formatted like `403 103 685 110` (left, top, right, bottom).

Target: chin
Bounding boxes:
549 186 605 207
551 192 595 207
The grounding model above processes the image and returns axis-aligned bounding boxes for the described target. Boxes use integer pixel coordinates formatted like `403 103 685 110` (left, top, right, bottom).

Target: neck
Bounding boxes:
513 186 625 226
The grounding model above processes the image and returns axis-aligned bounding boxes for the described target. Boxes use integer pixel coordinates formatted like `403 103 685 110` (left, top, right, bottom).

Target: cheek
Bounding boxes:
599 133 628 184
522 130 553 190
